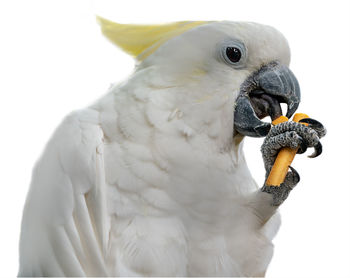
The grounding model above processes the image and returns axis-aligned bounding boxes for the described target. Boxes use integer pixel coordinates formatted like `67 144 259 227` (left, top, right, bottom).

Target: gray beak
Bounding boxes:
234 61 301 137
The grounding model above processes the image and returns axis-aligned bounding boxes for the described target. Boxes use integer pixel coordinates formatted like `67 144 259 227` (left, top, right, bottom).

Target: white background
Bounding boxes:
1 0 349 277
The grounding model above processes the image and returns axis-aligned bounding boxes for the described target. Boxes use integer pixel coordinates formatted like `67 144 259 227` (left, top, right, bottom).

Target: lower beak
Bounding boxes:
234 61 301 137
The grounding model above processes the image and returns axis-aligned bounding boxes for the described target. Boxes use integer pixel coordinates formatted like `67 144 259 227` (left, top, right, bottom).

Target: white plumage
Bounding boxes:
19 20 290 276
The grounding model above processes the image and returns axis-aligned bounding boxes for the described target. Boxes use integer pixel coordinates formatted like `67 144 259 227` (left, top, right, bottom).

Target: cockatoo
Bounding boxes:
18 18 326 276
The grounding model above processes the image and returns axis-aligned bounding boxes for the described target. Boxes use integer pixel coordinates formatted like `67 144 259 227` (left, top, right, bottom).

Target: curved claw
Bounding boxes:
297 139 308 154
299 118 326 138
299 118 323 127
308 141 322 158
288 166 300 184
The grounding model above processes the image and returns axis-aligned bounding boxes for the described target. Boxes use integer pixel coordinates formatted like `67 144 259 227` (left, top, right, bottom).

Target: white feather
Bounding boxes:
19 21 291 276
19 109 109 276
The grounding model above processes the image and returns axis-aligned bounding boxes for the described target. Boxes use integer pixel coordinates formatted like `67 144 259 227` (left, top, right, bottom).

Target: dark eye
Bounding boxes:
220 40 247 68
226 47 241 63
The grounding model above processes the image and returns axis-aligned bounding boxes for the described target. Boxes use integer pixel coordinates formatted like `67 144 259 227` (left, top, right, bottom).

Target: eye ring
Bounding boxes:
220 40 247 69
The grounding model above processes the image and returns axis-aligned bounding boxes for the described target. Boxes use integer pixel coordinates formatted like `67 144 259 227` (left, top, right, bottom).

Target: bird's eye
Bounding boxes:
226 47 241 63
220 40 247 69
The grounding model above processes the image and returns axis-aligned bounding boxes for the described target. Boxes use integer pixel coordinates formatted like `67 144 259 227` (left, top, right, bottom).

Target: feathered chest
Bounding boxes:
95 90 275 276
97 88 258 218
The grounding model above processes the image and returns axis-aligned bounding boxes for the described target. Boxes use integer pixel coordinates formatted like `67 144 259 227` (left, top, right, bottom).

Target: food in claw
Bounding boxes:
265 113 309 187
18 18 326 276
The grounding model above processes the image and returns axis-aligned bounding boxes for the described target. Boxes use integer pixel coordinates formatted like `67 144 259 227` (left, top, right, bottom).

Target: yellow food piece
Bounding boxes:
271 115 289 125
266 113 309 186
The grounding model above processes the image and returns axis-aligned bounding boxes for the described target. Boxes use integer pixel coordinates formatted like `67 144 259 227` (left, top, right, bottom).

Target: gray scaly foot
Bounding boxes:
261 118 326 206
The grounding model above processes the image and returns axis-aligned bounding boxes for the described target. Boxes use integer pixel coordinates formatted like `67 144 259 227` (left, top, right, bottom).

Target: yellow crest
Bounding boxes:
97 16 208 61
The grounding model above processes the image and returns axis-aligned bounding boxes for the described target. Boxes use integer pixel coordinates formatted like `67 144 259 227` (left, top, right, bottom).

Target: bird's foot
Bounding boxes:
260 118 326 206
261 166 300 206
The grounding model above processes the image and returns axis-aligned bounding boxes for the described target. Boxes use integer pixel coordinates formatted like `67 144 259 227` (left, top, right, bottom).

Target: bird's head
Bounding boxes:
98 18 300 139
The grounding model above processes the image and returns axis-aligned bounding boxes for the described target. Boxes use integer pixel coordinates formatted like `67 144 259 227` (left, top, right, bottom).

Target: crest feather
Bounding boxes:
97 16 208 61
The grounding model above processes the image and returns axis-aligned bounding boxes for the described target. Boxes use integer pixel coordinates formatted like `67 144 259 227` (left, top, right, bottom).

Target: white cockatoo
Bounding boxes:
18 18 325 276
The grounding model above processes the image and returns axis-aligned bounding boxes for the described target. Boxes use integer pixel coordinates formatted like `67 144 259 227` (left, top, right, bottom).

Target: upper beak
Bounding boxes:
233 61 301 137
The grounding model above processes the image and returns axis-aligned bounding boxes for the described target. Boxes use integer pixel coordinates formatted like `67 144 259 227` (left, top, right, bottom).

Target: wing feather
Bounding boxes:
19 109 110 276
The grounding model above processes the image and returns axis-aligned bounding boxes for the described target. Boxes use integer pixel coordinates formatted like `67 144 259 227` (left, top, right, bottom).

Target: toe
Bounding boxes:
288 166 300 183
308 141 322 158
297 138 308 154
283 166 300 189
299 118 327 138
